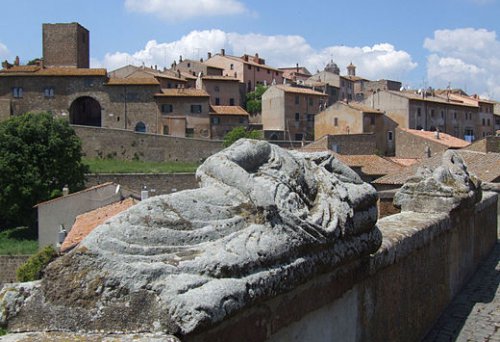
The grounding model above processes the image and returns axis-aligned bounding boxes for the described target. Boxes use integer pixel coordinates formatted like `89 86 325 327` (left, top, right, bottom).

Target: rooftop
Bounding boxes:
60 197 138 252
275 84 328 96
34 183 117 208
374 150 500 185
400 128 470 148
334 154 403 176
155 88 210 97
106 77 160 86
210 105 249 116
391 90 479 108
338 101 384 114
0 66 108 77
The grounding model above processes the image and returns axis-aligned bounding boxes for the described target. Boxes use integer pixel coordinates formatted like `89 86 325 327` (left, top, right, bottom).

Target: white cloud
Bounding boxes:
0 42 10 61
124 0 248 22
92 29 417 82
424 28 500 98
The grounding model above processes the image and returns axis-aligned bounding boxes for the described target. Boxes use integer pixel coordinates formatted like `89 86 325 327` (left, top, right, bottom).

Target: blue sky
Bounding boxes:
1 0 500 98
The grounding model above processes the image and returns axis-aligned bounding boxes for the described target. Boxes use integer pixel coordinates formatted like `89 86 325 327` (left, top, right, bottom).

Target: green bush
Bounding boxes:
0 327 6 336
16 245 58 282
223 127 263 147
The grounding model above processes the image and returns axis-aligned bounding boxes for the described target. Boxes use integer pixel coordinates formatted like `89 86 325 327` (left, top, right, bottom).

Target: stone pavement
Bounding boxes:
423 241 500 342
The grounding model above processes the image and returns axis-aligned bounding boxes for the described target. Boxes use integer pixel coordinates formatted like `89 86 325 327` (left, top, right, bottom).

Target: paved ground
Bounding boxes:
423 242 500 342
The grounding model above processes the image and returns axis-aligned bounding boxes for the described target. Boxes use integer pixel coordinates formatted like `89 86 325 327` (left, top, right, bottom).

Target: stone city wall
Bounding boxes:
0 256 29 287
73 125 222 162
187 192 498 342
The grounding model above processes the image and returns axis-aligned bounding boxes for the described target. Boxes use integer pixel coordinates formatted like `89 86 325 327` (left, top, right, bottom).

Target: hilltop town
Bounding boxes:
0 22 499 342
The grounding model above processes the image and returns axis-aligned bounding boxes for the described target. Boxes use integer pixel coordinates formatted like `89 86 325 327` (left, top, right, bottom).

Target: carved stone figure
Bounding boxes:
0 139 382 336
394 150 482 213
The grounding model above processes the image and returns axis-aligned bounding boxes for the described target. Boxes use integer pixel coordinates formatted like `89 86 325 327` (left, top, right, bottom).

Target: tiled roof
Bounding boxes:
340 101 383 114
342 75 367 82
275 85 328 96
374 150 500 185
219 55 283 72
391 91 478 108
202 75 239 81
106 77 160 85
400 128 470 148
0 67 107 77
155 88 210 97
60 197 137 252
34 183 116 207
210 105 249 116
334 154 403 176
386 157 421 167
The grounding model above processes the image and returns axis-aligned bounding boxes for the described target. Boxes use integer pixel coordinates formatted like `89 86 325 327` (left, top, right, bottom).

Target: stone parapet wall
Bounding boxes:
0 256 29 287
85 173 198 196
73 126 222 163
187 192 498 342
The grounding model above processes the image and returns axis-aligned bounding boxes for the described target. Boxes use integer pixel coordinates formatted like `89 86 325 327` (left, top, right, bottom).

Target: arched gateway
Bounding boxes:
69 96 102 127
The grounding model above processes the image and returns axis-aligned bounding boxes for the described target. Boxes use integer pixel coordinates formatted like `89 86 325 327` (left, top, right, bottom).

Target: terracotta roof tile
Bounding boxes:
334 154 403 176
210 105 249 116
386 157 421 167
202 75 239 81
60 197 137 252
401 128 470 148
275 85 328 96
106 77 160 85
155 88 210 97
391 90 478 108
222 55 283 72
374 150 500 185
0 67 107 77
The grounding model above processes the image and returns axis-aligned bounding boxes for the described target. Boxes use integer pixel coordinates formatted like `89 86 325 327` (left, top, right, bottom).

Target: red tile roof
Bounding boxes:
155 88 210 97
0 67 107 77
210 105 249 116
202 75 239 81
275 85 328 96
374 150 500 185
400 128 470 148
106 77 160 85
334 154 403 176
60 197 137 252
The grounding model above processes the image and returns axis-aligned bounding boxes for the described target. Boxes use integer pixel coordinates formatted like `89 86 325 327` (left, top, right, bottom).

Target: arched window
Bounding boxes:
135 121 146 133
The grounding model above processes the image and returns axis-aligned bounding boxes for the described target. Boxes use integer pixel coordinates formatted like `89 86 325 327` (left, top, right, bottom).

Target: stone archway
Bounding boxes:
69 96 102 127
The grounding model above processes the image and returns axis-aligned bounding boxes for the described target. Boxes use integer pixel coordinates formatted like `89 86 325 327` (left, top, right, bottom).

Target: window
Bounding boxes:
248 65 251 70
44 87 54 98
214 86 220 92
163 125 169 135
161 104 173 113
230 64 234 70
307 114 314 122
239 117 246 124
191 104 202 113
482 118 485 126
295 95 300 105
267 70 270 74
430 109 434 118
370 115 375 125
229 98 235 106
295 113 300 122
487 118 491 126
308 98 313 106
215 98 220 105
12 87 23 98
441 110 444 118
334 117 338 126
211 117 220 125
187 63 191 68
454 112 457 119
185 128 194 138
387 131 393 141
417 108 421 117
134 121 146 133
167 83 172 89
295 133 303 141
247 81 252 92
257 67 260 72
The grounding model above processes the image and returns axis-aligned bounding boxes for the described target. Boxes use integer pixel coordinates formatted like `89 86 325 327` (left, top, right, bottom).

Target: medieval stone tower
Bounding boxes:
42 23 89 68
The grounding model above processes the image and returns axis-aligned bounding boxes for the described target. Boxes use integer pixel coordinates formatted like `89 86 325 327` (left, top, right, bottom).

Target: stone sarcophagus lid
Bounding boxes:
0 139 382 337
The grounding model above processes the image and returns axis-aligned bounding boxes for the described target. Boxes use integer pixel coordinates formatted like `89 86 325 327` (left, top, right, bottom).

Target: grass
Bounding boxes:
0 227 38 255
83 158 199 174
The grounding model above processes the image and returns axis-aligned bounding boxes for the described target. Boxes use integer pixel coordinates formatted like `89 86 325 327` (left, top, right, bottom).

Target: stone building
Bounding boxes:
361 90 481 142
306 60 354 104
209 105 249 139
197 75 241 106
261 84 328 141
204 50 284 96
279 64 312 84
314 101 396 155
43 23 89 68
172 56 224 77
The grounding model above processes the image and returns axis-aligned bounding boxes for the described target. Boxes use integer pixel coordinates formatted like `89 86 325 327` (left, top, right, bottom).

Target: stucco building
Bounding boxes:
261 85 328 141
209 105 249 139
314 101 396 155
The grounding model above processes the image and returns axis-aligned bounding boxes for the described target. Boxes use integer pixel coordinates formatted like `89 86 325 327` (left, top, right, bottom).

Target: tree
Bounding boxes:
223 127 262 147
245 84 268 114
0 113 88 233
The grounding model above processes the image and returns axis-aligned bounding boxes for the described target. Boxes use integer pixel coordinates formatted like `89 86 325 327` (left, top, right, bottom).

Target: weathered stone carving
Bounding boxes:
394 150 482 213
0 139 382 336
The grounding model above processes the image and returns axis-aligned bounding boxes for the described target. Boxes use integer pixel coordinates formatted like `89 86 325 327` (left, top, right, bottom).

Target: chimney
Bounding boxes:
221 48 225 56
435 130 440 139
62 185 69 196
200 58 203 62
296 63 299 73
141 186 149 201
207 52 212 59
254 53 259 62
179 55 183 62
243 54 249 62
14 56 20 66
